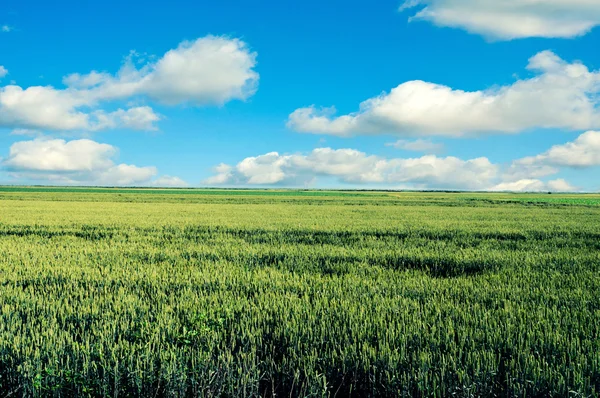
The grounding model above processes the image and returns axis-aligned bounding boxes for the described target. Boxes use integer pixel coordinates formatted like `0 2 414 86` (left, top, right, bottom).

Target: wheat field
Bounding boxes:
0 188 598 397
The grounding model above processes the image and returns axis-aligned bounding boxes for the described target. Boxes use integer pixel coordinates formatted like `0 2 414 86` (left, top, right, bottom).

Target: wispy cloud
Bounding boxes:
385 139 444 154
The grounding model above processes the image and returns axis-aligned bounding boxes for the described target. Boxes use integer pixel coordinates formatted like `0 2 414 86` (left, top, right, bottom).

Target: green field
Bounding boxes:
0 188 598 397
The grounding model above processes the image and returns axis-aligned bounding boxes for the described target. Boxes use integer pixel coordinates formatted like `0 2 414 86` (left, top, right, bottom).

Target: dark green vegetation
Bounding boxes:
0 188 598 397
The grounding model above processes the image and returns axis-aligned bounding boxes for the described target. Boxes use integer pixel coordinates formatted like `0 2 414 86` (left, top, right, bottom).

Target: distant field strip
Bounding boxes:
0 186 599 207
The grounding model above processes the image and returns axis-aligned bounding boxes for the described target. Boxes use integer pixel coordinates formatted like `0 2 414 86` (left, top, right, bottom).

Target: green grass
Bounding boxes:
0 188 598 396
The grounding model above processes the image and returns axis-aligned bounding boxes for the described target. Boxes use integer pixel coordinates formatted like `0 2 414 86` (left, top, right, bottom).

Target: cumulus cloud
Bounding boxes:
204 148 499 190
385 139 444 154
517 131 600 168
141 37 258 105
96 164 157 186
0 81 161 131
399 0 600 40
0 66 7 78
288 51 600 138
0 36 258 132
4 139 115 172
0 85 90 130
491 179 546 192
2 138 157 186
547 179 577 192
62 37 258 105
502 161 559 183
152 175 189 187
204 164 235 185
504 131 600 182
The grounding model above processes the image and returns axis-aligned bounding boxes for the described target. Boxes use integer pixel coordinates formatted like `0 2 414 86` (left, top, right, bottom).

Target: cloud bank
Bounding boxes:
205 131 600 192
205 148 497 190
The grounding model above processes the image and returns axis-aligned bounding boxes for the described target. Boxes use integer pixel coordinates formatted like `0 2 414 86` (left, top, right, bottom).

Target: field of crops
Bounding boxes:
0 188 598 397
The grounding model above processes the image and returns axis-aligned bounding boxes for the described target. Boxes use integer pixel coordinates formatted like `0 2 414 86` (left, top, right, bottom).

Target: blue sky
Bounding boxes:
0 0 599 191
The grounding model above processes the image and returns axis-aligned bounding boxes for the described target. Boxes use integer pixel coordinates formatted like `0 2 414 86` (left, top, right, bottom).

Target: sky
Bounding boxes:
0 0 599 191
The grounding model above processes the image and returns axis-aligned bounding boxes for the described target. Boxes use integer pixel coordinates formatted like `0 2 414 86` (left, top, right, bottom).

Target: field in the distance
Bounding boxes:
0 188 598 397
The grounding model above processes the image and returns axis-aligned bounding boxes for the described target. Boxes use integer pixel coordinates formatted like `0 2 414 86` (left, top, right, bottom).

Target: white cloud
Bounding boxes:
547 179 577 192
96 164 157 186
141 37 258 105
502 161 559 183
152 175 189 187
10 128 41 136
4 139 116 172
204 148 499 190
204 164 234 185
205 132 599 191
491 179 546 192
237 152 291 184
385 139 444 153
1 25 11 33
2 138 157 186
61 36 258 106
118 106 161 130
0 36 258 132
0 66 7 78
491 178 576 192
520 130 600 168
0 84 129 131
504 131 600 182
399 0 600 40
62 71 111 89
387 156 497 189
93 106 161 131
288 51 600 138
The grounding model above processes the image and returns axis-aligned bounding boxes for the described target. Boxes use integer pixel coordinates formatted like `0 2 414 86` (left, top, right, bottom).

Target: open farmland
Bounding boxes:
0 188 598 397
